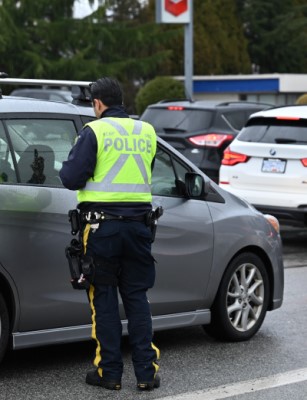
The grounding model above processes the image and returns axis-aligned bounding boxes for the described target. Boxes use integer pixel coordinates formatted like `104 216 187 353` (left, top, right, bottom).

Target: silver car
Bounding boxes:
0 80 284 364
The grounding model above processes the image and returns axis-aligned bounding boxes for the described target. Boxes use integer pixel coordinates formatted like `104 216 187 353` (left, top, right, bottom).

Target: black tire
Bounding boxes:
0 293 10 363
204 252 270 342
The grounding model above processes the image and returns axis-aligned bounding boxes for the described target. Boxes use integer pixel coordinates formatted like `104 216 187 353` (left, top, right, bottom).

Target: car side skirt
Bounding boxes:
12 309 211 350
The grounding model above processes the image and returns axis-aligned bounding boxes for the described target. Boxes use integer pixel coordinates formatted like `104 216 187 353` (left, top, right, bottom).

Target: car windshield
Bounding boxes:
237 117 307 144
141 108 213 132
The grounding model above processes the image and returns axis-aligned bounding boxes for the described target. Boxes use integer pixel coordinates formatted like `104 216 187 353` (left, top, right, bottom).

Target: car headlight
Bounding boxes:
264 214 280 233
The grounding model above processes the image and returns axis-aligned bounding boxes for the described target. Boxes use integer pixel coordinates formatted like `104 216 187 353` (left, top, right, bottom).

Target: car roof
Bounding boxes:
10 88 73 102
0 77 92 108
147 100 271 110
1 95 94 116
248 104 307 120
10 88 71 94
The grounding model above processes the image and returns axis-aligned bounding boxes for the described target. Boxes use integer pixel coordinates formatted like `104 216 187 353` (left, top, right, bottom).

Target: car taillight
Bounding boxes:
222 147 249 166
167 106 184 111
188 134 233 147
301 158 307 167
276 116 300 120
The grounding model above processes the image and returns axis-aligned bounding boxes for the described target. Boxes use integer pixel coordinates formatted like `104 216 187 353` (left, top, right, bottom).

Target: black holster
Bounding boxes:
65 238 95 290
68 209 81 235
145 206 164 242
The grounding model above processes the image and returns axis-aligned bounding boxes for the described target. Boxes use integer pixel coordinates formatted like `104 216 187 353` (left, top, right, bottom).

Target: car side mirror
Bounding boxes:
185 172 209 198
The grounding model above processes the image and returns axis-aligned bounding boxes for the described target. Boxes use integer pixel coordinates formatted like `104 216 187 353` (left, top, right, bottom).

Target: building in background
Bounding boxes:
175 74 307 106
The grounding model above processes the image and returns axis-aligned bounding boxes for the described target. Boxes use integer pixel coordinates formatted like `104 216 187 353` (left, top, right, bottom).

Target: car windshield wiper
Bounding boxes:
161 127 187 133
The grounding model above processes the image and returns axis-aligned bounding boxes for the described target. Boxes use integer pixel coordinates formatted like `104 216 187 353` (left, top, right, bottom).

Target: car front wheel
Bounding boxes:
0 293 9 363
204 253 270 341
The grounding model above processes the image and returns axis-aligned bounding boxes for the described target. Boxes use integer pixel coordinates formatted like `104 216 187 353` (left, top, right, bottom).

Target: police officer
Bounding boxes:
59 77 160 391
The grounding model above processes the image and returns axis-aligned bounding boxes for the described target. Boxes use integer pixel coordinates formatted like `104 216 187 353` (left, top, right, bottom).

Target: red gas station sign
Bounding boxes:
156 0 191 24
165 0 188 17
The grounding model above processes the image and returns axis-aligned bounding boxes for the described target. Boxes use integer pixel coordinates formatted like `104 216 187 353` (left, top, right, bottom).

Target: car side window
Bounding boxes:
81 115 95 125
0 121 17 183
152 146 188 197
4 119 77 186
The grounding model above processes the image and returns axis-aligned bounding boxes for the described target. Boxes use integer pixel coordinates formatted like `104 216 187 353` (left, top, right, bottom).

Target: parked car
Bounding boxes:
0 80 284 365
10 88 73 102
140 100 272 183
219 105 307 227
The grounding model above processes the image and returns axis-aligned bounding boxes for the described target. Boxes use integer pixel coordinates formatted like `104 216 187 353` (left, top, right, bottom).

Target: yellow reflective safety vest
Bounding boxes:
77 117 157 203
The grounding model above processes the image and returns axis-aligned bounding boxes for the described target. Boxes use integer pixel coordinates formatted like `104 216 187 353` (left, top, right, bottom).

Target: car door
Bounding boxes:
0 117 214 332
0 116 91 333
146 143 214 316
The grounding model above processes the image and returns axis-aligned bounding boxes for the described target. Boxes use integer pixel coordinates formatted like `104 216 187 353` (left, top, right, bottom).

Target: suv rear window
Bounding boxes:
222 109 264 131
141 108 213 132
237 117 307 144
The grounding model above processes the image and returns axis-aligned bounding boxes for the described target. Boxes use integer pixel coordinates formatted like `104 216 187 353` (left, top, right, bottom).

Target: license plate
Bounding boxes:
262 158 286 173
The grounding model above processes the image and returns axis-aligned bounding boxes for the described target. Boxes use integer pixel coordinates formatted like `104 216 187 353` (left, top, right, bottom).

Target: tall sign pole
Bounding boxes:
156 0 193 99
184 0 193 99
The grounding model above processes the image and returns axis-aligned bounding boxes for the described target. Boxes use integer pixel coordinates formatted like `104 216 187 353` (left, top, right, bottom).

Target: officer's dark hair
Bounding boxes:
89 77 123 107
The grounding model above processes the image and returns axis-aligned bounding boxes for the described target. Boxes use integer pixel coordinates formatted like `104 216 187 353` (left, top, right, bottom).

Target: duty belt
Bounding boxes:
66 207 163 288
82 211 146 224
68 206 163 239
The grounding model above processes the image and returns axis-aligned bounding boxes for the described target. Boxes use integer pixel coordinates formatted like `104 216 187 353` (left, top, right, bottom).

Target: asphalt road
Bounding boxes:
281 227 307 268
0 227 306 400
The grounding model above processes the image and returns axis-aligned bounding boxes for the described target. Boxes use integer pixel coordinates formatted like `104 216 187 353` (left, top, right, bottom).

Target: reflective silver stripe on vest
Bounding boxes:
98 118 143 136
132 120 143 135
84 119 151 193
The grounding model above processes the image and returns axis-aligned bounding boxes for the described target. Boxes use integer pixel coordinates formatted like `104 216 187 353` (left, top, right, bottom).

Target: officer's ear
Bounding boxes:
92 99 104 118
93 98 107 113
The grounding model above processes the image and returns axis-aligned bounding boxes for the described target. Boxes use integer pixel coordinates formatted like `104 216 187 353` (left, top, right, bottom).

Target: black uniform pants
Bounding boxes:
84 219 160 382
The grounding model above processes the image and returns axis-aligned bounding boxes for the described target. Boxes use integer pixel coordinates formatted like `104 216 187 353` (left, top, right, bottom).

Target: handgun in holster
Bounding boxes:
146 206 164 242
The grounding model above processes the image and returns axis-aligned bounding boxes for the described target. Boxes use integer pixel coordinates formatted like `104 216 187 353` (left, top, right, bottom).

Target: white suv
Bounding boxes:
219 105 307 227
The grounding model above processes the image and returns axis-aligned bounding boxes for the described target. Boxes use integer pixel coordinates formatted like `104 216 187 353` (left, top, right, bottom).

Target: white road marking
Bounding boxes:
158 368 307 400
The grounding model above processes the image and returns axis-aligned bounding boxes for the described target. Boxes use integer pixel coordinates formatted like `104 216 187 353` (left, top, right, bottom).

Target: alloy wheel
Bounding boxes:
227 262 264 332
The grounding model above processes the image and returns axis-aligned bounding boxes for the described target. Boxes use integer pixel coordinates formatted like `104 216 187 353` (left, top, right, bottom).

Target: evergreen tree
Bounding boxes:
160 0 251 76
0 0 76 77
193 0 249 74
238 0 307 72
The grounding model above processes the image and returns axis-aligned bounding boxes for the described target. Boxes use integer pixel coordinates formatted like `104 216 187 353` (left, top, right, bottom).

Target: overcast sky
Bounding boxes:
73 0 99 19
73 0 147 18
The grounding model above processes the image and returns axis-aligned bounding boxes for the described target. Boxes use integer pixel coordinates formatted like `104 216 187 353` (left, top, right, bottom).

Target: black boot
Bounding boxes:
137 375 160 391
86 369 121 390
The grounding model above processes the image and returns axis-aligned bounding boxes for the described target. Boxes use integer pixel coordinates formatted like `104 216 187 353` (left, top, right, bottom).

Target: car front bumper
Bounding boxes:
219 185 307 227
255 204 307 227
